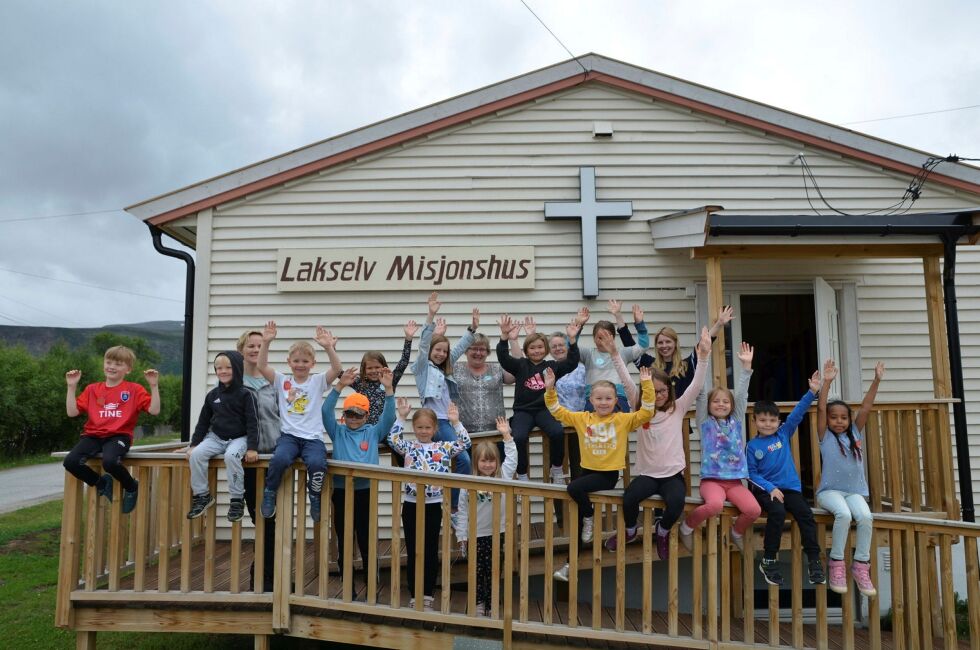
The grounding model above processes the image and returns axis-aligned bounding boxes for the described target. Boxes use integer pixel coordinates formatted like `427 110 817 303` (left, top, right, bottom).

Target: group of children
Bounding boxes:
62 296 884 611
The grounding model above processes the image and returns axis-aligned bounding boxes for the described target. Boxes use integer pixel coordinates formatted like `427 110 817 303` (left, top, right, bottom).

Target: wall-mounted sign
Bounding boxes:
277 247 535 291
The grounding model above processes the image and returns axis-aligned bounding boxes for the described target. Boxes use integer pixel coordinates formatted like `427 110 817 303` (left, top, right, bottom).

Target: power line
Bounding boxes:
518 0 589 76
0 309 32 326
0 208 124 225
843 103 980 125
0 291 85 326
0 267 183 303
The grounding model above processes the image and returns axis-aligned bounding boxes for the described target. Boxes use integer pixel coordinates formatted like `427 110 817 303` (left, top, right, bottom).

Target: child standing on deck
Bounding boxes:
747 369 826 587
322 366 397 581
679 342 762 553
411 292 477 506
64 346 160 514
184 351 259 521
388 399 471 612
546 357 656 582
257 321 342 523
454 416 517 616
816 359 883 597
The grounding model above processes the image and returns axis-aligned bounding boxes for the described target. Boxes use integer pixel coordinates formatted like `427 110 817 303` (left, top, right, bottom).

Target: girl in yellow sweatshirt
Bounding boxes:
544 344 655 582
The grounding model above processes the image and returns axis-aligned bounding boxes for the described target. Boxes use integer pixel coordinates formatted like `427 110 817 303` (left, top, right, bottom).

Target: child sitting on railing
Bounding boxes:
454 416 517 616
817 359 883 597
388 398 471 612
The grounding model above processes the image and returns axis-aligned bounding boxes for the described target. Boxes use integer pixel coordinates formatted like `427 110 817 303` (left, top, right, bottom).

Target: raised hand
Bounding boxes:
427 291 441 318
808 370 822 393
632 303 644 323
337 367 358 388
639 365 652 382
737 342 754 369
143 369 160 386
575 306 590 328
471 307 480 331
542 367 556 390
314 326 338 349
696 327 711 360
565 315 581 341
433 317 448 337
378 366 394 390
607 299 622 316
874 361 886 380
447 401 460 426
523 315 537 336
65 369 82 387
717 305 735 325
506 318 521 341
404 319 419 339
496 416 513 442
594 328 616 354
822 358 838 383
263 320 278 342
396 397 411 420
498 314 514 338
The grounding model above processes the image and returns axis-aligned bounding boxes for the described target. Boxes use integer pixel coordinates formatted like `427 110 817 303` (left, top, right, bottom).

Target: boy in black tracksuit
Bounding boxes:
185 350 259 521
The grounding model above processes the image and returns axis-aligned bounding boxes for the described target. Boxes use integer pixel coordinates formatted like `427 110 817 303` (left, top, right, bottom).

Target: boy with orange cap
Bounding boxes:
322 366 396 580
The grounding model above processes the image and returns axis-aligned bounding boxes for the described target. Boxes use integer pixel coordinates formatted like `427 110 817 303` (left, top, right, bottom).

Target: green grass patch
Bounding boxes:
0 451 58 470
0 500 348 649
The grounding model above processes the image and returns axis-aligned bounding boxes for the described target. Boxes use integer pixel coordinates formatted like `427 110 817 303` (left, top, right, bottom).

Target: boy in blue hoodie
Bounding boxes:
322 366 396 579
185 350 259 521
747 369 825 587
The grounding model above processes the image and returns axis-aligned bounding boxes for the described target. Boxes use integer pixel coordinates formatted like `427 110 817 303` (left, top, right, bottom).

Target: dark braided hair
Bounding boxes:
826 400 862 461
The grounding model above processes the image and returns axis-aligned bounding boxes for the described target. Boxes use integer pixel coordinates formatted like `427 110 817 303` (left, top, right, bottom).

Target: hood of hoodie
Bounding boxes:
214 350 245 391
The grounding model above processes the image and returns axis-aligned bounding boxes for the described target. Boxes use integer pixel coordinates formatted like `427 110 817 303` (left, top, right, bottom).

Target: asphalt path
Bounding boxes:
0 462 66 514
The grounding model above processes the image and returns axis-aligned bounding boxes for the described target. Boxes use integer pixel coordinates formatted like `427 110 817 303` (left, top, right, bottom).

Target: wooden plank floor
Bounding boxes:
113 539 971 650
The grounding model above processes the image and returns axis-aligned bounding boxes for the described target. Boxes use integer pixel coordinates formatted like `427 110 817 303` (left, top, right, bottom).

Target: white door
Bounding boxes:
813 277 841 398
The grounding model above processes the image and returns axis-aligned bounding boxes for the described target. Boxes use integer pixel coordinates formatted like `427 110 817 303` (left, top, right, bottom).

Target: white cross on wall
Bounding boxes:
544 167 633 298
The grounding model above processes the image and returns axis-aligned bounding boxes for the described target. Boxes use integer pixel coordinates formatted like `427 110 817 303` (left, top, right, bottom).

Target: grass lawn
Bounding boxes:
0 434 181 472
0 501 343 649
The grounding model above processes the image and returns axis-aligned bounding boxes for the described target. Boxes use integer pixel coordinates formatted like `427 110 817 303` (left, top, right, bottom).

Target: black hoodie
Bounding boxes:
191 350 259 449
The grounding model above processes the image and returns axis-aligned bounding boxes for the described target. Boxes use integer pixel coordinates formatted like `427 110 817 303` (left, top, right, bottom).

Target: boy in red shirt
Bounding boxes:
63 345 161 513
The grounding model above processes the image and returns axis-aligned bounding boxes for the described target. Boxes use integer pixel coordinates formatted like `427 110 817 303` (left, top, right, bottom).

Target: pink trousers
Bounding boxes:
684 478 761 535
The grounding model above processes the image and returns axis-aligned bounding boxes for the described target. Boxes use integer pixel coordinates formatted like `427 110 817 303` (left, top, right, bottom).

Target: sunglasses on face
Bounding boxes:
344 410 367 419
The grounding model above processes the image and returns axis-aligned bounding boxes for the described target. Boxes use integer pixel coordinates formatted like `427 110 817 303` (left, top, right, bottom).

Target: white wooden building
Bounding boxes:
125 56 980 609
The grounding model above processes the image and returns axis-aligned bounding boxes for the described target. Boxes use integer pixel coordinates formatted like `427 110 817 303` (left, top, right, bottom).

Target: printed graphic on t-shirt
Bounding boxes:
584 422 616 456
282 380 311 415
524 373 545 391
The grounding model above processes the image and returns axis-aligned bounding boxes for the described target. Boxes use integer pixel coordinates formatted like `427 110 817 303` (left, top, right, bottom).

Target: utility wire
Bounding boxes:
519 0 589 76
0 267 183 303
0 208 124 225
0 291 85 327
844 103 980 125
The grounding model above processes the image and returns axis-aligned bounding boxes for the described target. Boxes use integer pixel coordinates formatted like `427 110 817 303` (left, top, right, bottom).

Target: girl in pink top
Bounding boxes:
605 328 711 560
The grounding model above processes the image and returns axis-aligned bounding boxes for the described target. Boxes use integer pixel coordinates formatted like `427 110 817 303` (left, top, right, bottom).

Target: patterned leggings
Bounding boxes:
476 536 494 608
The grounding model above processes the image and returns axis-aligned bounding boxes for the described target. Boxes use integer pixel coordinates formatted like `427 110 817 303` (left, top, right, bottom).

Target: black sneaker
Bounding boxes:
759 558 784 586
227 498 245 522
121 481 139 515
96 474 114 502
261 488 277 519
309 494 321 523
186 492 215 519
808 558 826 585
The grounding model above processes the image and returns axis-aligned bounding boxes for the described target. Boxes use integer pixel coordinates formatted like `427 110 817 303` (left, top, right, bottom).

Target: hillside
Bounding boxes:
0 320 184 374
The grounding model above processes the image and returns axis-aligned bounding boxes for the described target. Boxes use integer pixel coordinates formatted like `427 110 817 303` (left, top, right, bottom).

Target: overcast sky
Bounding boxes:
1 0 978 328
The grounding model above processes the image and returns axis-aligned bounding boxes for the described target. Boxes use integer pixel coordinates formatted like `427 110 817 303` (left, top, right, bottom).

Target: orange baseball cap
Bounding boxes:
343 393 370 414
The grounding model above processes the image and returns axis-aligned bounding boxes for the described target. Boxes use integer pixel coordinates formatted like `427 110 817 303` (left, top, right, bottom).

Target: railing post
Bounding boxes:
272 467 294 632
503 487 515 649
55 472 84 628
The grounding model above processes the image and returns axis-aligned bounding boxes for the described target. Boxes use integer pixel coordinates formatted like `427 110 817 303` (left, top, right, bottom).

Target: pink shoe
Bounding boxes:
851 560 877 597
828 558 847 594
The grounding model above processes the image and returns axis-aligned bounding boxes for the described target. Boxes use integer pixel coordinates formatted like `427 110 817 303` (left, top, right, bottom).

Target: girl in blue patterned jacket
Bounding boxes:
388 398 471 611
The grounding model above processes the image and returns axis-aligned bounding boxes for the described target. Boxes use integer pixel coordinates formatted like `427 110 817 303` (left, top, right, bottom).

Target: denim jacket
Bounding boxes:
411 322 475 402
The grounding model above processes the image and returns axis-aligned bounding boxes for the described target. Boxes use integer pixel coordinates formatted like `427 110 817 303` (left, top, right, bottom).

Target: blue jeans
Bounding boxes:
436 419 470 509
265 433 327 500
817 489 873 562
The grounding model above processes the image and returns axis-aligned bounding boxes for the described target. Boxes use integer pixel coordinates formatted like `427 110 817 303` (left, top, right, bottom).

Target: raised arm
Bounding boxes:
817 358 837 441
676 327 712 413
707 305 735 340
314 326 342 382
780 370 821 439
446 403 472 456
600 328 638 406
144 369 161 416
448 308 478 362
632 304 650 350
256 320 278 383
386 397 412 455
855 362 885 432
412 319 435 374
425 291 441 325
393 320 417 388
495 315 522 375
374 368 397 441
65 370 82 417
733 341 754 418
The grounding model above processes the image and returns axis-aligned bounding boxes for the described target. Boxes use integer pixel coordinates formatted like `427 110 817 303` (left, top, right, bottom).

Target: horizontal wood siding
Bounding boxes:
198 83 980 526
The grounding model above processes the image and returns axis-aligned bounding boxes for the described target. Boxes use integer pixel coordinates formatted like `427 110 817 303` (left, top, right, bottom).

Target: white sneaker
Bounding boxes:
581 516 594 544
423 595 435 612
731 531 744 552
680 525 694 552
516 473 530 482
549 465 566 484
553 562 570 582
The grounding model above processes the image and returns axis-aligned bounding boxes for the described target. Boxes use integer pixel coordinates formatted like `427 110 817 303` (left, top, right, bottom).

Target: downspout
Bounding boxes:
147 224 194 443
941 234 976 522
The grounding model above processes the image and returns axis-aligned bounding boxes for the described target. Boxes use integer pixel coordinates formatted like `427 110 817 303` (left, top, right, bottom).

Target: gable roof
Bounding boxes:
126 53 980 227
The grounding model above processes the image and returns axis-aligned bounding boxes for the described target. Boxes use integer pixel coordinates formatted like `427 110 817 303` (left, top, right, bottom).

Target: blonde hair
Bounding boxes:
236 330 263 352
653 327 687 379
591 380 617 396
706 385 735 418
471 442 502 477
522 333 548 356
412 408 439 429
288 341 316 359
104 345 135 368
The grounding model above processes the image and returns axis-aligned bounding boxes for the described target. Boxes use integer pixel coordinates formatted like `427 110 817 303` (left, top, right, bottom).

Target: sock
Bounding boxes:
731 529 743 540
680 522 693 536
655 524 666 537
517 473 529 481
